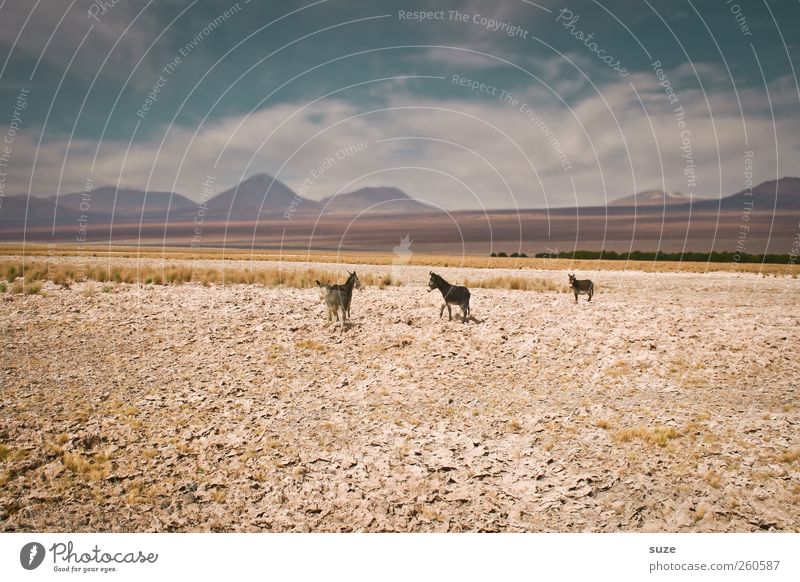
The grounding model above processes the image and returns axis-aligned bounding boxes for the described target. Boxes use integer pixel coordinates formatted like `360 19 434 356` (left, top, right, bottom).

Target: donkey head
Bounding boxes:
315 280 330 300
568 274 577 286
349 271 362 290
427 271 438 292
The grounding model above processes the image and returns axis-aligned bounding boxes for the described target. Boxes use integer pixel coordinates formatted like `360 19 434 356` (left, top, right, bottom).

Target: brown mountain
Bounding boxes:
692 176 800 212
0 195 71 224
204 173 320 220
318 186 435 215
0 187 195 225
52 187 195 218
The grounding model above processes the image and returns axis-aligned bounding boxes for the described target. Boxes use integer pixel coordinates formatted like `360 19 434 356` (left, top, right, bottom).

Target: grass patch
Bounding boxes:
0 443 12 462
0 259 402 290
614 426 682 447
507 419 523 433
692 504 708 523
465 275 564 292
295 340 326 351
62 452 109 481
605 361 632 378
24 281 42 295
776 449 800 464
5 243 799 275
704 470 723 488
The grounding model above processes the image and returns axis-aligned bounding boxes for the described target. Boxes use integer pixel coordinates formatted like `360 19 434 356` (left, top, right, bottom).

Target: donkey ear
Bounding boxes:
430 271 433 275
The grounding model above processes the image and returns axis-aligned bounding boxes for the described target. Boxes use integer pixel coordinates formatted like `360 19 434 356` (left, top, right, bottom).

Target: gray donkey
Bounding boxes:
321 272 361 332
428 271 470 322
568 273 594 302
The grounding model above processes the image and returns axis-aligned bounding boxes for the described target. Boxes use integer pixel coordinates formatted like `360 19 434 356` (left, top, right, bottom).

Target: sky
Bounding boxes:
0 0 798 210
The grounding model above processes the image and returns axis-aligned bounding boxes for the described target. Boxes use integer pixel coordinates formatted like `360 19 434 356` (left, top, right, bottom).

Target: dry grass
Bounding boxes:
3 244 798 275
614 426 683 447
464 275 565 292
776 449 800 464
62 452 110 481
704 470 723 488
692 504 709 523
0 259 402 290
296 340 327 351
0 257 581 294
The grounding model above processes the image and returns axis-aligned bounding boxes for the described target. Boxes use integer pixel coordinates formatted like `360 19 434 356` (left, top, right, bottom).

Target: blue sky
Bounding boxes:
0 0 798 209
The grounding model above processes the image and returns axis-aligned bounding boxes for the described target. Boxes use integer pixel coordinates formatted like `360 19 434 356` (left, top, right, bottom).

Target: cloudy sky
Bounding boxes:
0 0 798 209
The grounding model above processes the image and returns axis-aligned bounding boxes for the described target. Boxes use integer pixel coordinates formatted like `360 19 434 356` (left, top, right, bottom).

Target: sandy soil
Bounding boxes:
1 260 798 532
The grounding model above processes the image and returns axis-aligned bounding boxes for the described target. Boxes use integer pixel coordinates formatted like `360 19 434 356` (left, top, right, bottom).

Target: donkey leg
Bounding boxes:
440 304 446 319
574 292 578 303
447 305 452 321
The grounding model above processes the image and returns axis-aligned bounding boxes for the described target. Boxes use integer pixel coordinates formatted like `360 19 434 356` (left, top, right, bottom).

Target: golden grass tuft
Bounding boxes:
507 419 523 433
604 361 632 378
295 339 326 351
62 452 109 481
692 504 708 523
776 449 800 464
614 426 683 447
704 470 723 488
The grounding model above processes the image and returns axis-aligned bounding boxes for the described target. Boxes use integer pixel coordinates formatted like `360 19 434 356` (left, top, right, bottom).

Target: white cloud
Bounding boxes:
0 0 166 85
5 60 800 210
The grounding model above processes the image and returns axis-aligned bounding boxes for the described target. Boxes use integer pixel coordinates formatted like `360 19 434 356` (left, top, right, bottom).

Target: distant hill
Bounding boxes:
609 189 700 206
52 187 195 218
691 176 800 212
605 178 800 213
0 187 195 225
0 195 70 224
204 173 320 220
318 186 435 215
3 175 799 233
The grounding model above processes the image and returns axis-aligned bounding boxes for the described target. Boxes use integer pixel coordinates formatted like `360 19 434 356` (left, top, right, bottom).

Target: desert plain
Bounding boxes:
1 255 798 532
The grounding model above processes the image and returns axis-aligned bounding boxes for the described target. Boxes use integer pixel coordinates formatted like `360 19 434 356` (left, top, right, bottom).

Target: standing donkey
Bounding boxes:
428 272 471 322
568 273 594 302
322 272 361 333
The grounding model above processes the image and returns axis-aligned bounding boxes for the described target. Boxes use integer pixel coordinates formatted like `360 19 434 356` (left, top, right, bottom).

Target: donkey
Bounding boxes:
324 272 361 332
329 271 362 319
428 272 470 322
568 273 594 302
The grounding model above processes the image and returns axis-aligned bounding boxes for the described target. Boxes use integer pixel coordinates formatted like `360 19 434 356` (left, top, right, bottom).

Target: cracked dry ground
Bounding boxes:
1 265 798 531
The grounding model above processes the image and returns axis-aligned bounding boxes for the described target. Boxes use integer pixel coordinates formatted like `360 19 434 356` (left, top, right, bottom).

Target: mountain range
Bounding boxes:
1 174 799 226
0 173 437 225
